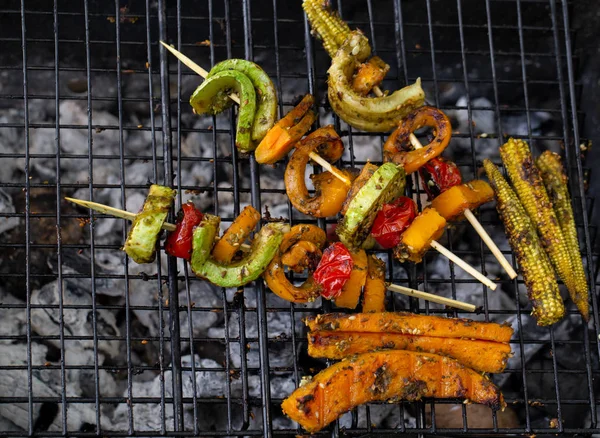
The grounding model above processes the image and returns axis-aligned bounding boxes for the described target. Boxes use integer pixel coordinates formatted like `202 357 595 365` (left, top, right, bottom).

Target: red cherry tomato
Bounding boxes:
419 157 462 199
371 196 418 249
165 203 203 260
313 242 354 299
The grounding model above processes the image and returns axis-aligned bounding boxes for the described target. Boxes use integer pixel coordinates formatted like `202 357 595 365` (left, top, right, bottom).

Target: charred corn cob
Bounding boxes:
483 160 565 326
302 0 352 57
499 138 575 295
537 151 589 319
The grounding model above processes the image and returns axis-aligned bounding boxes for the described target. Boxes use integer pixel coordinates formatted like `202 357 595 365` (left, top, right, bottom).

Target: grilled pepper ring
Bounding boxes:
281 241 322 273
285 127 352 218
190 70 257 153
383 106 451 174
327 32 425 132
264 224 327 303
207 59 278 142
192 218 289 288
255 94 317 164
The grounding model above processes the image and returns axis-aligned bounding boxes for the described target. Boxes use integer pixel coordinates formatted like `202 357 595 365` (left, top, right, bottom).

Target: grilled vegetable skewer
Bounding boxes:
484 159 565 325
161 42 351 185
537 151 589 319
396 106 517 278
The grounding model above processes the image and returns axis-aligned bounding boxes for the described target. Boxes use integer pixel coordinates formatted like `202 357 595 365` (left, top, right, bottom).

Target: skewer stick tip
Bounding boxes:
387 283 476 312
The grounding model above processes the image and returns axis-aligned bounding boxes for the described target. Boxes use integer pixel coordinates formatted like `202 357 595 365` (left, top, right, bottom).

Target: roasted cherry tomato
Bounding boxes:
419 157 462 199
313 242 354 299
370 196 417 249
165 203 203 260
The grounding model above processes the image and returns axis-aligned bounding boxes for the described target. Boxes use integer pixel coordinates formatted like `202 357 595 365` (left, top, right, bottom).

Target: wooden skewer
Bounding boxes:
409 134 517 279
387 283 476 312
65 197 253 251
159 41 352 187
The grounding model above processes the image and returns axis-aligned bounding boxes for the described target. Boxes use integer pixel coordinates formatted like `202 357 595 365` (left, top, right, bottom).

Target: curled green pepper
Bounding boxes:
190 70 257 152
208 59 278 142
327 32 425 132
191 219 290 288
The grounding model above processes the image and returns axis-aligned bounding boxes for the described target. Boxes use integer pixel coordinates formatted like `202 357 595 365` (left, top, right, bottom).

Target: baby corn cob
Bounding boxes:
483 160 565 325
302 0 352 57
499 138 575 295
537 151 589 319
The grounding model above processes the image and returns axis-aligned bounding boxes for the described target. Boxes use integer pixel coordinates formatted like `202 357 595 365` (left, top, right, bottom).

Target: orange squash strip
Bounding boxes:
361 255 387 312
211 205 261 263
307 331 512 374
430 180 495 221
281 350 505 432
305 312 513 343
334 249 368 309
255 94 316 164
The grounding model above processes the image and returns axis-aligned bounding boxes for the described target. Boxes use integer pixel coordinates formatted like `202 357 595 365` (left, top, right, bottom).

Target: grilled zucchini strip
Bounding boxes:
123 185 176 264
484 159 565 325
537 151 589 319
499 138 575 294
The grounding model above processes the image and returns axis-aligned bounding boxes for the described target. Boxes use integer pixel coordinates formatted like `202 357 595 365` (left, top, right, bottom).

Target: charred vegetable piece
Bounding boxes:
328 32 425 132
211 205 261 263
313 242 354 300
500 139 575 297
307 331 512 374
302 0 352 57
337 163 406 249
384 106 451 174
285 127 352 218
264 225 327 303
123 185 176 264
352 56 390 96
394 207 446 263
207 59 277 142
281 350 505 432
430 180 494 221
484 159 565 325
341 162 378 215
190 70 257 152
334 248 368 309
193 222 289 288
281 241 322 274
165 202 203 260
361 255 387 313
537 151 588 319
255 94 316 164
305 312 514 343
190 214 221 271
419 157 463 199
371 196 417 249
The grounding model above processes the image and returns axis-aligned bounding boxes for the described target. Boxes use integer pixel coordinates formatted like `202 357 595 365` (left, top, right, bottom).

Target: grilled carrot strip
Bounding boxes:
211 205 261 263
281 350 505 432
499 138 575 295
305 312 513 343
537 151 589 319
484 159 565 325
361 255 387 313
307 331 512 374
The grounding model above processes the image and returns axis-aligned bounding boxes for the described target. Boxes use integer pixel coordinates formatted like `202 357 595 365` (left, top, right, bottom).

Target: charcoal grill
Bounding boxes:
0 0 598 436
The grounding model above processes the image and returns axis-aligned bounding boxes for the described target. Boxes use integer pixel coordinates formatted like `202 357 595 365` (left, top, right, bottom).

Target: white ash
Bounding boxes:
30 279 120 359
0 189 18 235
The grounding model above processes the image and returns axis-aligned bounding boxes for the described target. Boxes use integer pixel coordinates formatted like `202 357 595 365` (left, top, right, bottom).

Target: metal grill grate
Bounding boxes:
0 0 598 436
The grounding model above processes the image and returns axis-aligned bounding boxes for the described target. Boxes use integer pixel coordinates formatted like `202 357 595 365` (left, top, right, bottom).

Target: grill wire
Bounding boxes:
0 0 598 436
